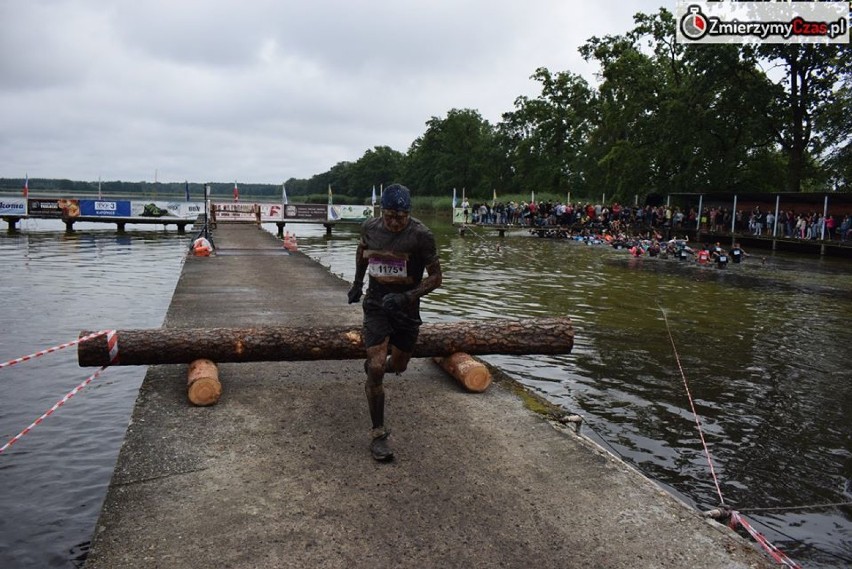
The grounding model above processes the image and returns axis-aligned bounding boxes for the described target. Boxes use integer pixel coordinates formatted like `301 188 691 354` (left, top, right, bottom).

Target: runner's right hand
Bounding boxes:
347 281 363 304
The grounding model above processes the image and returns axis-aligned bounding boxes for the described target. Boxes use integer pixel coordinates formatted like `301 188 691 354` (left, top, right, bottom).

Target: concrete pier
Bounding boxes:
85 224 772 569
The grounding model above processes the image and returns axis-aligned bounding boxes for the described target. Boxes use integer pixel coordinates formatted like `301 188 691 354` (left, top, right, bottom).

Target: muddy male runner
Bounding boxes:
347 184 443 461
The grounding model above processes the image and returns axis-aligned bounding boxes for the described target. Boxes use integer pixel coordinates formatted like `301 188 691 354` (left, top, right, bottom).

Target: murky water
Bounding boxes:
0 216 849 568
0 220 188 568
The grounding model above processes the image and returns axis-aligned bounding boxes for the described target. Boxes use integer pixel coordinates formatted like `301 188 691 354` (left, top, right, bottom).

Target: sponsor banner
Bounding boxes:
79 200 132 217
27 198 80 218
25 199 201 220
452 207 466 225
677 1 850 45
130 201 198 218
334 204 375 222
261 204 282 221
162 201 203 219
212 202 257 221
1 198 28 216
208 202 369 222
282 203 328 221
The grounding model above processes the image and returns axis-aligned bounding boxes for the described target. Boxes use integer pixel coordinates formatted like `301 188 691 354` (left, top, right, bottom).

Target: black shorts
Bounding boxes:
362 297 422 352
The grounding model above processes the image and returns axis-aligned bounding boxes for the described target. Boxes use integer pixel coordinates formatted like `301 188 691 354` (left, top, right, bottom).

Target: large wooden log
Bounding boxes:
78 316 573 367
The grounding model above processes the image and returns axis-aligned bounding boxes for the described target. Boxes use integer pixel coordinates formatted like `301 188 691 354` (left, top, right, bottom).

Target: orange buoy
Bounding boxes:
192 237 212 256
283 231 298 251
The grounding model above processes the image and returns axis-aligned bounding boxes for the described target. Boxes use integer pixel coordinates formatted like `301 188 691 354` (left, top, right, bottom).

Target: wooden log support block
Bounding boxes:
78 316 573 367
434 352 492 393
187 359 222 406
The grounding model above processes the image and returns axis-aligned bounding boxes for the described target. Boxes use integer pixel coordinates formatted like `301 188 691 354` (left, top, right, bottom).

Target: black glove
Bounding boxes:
347 281 363 304
381 292 410 313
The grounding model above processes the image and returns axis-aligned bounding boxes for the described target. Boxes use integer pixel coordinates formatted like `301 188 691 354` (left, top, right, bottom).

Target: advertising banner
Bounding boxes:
1 198 28 216
79 200 132 217
452 207 466 225
163 202 204 219
212 203 257 222
282 204 328 221
25 199 201 220
27 198 79 218
332 204 375 222
131 201 201 219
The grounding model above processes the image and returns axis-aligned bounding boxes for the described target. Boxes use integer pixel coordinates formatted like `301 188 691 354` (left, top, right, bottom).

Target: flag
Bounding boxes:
184 180 190 202
282 183 288 205
492 188 497 207
371 185 377 206
452 187 457 209
531 190 535 204
23 174 28 198
233 181 239 202
327 184 333 205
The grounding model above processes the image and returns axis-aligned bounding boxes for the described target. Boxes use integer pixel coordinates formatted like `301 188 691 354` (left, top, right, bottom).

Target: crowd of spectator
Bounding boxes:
461 198 852 242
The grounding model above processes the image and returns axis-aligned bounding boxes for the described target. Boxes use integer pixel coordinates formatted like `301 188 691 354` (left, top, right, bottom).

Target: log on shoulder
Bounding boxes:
78 316 573 367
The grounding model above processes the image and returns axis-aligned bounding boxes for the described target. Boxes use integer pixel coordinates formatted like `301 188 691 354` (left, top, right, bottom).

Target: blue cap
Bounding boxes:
381 184 411 212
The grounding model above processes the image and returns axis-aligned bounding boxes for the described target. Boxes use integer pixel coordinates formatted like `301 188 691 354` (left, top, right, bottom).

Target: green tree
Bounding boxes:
579 9 789 200
753 44 852 192
348 146 405 200
501 68 596 197
404 108 495 198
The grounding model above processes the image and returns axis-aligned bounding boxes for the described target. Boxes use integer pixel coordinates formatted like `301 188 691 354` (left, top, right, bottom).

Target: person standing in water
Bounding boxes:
729 242 748 264
347 184 443 461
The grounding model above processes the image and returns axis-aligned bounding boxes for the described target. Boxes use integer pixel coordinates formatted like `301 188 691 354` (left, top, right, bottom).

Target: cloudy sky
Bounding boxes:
1 0 665 185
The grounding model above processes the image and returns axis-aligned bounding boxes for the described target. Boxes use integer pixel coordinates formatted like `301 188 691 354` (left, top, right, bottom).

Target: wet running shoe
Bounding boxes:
370 428 394 462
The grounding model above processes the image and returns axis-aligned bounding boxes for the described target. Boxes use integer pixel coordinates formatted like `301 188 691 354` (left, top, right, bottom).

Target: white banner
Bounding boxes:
0 198 27 216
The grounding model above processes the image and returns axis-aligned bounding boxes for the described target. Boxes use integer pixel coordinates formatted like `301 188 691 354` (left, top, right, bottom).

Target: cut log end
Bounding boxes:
435 352 492 393
187 359 222 406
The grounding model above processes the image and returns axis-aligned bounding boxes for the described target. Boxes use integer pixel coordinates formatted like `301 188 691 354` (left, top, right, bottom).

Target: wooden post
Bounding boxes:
434 353 492 393
187 359 222 406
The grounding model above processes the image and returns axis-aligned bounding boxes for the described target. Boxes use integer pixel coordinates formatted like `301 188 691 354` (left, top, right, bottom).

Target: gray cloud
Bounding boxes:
0 0 663 184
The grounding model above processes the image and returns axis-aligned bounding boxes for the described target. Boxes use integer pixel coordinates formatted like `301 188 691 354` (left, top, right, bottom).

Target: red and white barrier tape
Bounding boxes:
730 511 802 569
0 366 110 455
658 305 801 568
0 330 112 370
106 330 119 364
0 330 120 455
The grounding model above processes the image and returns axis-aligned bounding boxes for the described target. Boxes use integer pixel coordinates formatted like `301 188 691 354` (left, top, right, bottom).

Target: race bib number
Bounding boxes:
368 257 408 279
719 255 728 262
